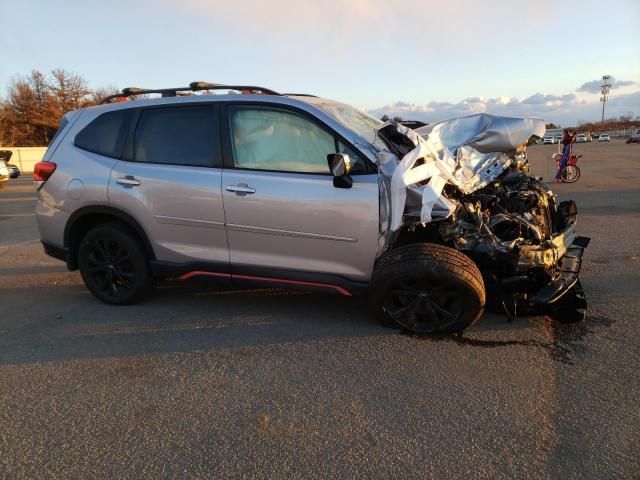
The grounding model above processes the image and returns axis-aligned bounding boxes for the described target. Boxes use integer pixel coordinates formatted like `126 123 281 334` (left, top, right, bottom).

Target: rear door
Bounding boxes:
108 104 228 266
220 104 379 282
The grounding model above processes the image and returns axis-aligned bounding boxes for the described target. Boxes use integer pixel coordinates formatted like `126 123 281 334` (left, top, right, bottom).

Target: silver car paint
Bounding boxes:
37 94 382 281
108 162 228 263
36 109 118 248
222 169 379 280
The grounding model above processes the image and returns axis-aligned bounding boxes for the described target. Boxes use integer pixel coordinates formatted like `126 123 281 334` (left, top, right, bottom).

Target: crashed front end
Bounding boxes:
376 114 589 321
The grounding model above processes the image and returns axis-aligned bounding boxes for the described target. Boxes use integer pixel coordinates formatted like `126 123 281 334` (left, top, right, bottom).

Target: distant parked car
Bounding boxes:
598 134 611 142
626 136 640 144
576 134 587 143
7 163 20 178
555 135 563 143
0 162 9 184
0 150 19 179
543 135 555 144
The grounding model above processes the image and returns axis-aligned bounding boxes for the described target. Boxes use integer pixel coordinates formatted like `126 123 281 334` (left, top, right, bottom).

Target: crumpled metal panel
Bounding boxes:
377 113 545 235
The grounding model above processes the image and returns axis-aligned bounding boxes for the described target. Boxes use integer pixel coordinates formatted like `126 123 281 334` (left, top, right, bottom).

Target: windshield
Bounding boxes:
308 99 386 153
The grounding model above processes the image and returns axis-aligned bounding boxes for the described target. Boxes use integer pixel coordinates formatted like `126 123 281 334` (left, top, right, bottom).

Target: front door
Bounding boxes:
220 105 379 282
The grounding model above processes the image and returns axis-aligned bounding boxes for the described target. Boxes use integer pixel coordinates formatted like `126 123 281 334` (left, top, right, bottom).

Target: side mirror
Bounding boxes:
327 153 353 189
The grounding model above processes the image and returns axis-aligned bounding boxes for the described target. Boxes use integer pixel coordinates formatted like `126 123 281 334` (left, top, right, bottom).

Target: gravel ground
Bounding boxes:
1 140 639 479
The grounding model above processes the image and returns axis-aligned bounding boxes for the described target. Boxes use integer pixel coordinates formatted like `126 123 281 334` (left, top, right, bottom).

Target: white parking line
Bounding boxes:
0 197 37 202
0 239 39 253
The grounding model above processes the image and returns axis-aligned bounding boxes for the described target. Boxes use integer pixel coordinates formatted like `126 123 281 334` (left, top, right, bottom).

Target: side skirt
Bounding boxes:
149 260 369 297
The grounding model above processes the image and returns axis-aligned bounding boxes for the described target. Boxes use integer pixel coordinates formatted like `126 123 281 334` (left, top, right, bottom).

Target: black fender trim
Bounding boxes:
64 205 155 269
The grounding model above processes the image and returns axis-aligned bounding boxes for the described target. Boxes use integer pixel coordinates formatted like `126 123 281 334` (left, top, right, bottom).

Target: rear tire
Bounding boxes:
78 222 153 305
369 244 485 333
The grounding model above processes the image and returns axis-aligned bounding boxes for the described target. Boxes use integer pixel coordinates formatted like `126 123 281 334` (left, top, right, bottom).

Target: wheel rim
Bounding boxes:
561 165 579 183
383 277 465 333
85 237 135 297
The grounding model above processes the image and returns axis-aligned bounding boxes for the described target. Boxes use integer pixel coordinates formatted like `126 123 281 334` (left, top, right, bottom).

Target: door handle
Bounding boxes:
116 175 141 187
226 184 256 195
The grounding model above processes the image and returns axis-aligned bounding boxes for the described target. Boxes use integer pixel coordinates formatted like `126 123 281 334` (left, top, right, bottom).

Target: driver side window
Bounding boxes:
230 107 367 174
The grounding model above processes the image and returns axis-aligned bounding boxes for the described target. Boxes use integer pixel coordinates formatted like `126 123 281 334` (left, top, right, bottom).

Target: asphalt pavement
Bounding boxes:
1 140 639 479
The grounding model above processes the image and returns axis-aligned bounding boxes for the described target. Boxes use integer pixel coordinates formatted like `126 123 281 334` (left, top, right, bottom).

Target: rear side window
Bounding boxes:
134 106 218 167
75 109 132 158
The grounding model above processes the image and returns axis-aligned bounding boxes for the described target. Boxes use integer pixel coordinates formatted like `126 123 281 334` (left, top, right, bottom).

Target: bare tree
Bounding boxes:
0 68 103 146
88 86 120 105
48 68 92 115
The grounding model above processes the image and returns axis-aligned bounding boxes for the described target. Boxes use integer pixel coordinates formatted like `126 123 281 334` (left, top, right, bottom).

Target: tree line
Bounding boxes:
0 69 117 147
2 69 637 147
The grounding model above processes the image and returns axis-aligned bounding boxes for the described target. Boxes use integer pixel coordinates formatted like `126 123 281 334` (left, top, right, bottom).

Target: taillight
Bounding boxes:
33 161 57 183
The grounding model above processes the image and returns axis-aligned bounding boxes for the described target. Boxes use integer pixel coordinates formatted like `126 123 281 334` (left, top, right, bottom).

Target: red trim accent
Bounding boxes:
178 271 231 280
178 270 352 296
233 274 352 296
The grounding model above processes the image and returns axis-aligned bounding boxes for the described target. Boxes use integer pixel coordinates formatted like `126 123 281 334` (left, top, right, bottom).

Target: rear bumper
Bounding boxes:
42 241 69 264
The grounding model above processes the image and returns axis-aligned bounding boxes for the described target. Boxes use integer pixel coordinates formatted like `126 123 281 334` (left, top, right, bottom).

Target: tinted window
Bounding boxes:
134 106 217 167
75 110 132 158
230 108 337 174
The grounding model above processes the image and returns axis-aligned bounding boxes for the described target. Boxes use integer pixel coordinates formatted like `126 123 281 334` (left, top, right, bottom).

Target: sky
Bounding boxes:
1 0 639 125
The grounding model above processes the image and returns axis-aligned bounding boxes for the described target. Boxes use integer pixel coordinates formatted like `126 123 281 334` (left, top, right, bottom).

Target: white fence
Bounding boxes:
0 147 48 173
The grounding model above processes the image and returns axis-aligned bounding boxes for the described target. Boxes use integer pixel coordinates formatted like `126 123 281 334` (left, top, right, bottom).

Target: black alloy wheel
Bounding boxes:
78 223 152 304
383 277 466 333
370 243 485 334
85 237 135 298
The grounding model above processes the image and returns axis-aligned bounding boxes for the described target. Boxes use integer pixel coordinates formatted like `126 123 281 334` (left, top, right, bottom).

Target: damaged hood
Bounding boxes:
376 113 546 232
416 114 546 155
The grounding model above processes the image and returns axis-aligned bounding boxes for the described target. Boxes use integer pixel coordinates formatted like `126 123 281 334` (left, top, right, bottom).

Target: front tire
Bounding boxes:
78 222 153 305
560 165 580 183
369 244 485 333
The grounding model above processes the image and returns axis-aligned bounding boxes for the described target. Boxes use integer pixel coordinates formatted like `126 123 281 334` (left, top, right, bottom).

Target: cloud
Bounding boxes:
368 87 640 125
369 95 579 122
522 93 576 104
577 77 637 93
609 91 640 108
170 0 553 53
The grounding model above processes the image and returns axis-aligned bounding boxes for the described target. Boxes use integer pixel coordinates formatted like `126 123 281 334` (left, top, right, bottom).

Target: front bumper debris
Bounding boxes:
529 236 591 305
518 223 577 270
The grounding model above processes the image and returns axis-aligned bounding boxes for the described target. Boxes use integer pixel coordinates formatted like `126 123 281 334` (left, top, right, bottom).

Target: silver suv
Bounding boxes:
35 82 589 333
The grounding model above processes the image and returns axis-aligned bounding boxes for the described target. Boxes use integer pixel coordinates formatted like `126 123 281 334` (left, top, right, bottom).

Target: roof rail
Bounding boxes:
282 93 319 98
99 82 281 104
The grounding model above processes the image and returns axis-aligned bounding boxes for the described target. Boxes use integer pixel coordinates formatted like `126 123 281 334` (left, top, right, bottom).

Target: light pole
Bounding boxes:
600 75 612 126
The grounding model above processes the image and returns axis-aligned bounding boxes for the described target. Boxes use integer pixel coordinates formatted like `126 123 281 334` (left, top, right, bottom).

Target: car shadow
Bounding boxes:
0 282 383 365
0 279 611 366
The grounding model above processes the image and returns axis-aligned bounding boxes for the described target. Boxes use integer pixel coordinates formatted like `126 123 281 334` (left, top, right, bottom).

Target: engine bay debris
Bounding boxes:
375 113 589 319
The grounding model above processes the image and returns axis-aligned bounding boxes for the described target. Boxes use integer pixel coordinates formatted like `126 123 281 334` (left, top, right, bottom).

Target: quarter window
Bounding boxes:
75 109 133 158
134 106 218 167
